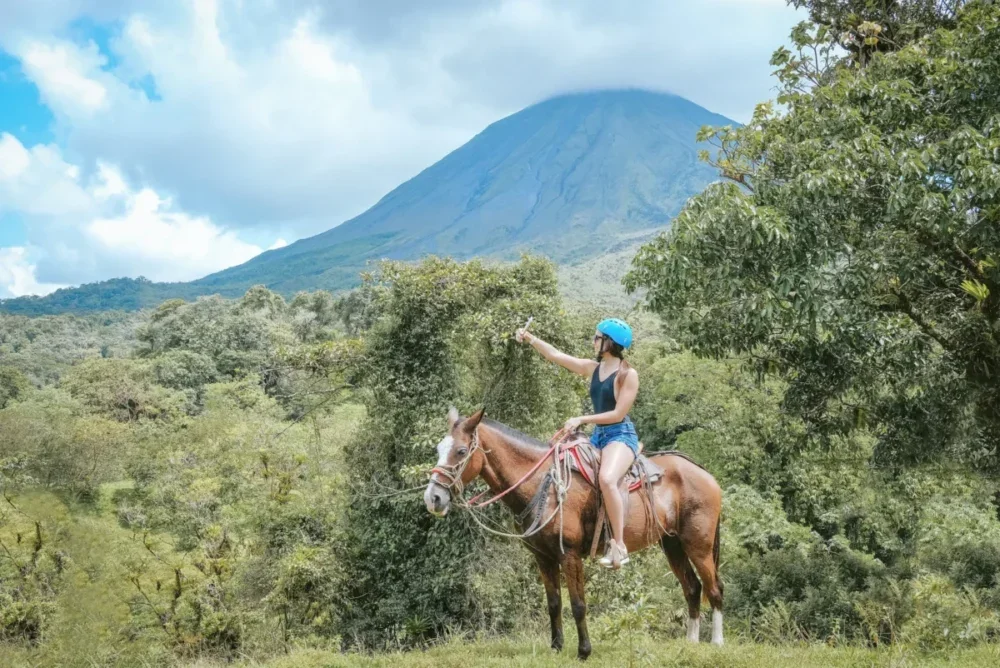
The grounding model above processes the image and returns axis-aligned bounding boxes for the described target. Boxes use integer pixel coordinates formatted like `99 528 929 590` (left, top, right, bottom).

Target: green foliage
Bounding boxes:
138 294 279 380
916 500 1000 590
0 311 142 385
61 358 187 422
0 389 129 498
722 485 891 642
901 575 1000 648
630 349 808 492
789 0 969 67
0 366 30 409
134 287 358 419
0 276 198 315
628 2 1000 469
153 350 220 390
2 256 1000 661
336 256 581 649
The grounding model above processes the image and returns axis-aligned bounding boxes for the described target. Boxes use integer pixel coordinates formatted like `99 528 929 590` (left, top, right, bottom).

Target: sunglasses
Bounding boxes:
592 334 606 343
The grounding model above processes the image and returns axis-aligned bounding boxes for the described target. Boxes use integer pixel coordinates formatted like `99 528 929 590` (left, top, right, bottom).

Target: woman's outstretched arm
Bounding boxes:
516 329 596 378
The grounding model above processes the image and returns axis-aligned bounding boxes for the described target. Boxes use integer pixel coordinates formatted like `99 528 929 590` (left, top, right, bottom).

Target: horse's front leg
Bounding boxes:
562 552 592 660
535 554 564 651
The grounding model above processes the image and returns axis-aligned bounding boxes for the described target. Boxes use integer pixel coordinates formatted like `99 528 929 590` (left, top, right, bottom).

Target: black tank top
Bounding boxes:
590 365 619 416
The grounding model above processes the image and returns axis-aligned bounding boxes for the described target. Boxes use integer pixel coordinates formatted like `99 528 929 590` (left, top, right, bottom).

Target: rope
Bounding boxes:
434 317 588 552
440 427 579 552
465 428 569 507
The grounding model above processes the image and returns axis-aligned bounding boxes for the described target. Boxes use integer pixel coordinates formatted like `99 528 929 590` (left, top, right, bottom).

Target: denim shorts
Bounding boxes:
590 418 640 456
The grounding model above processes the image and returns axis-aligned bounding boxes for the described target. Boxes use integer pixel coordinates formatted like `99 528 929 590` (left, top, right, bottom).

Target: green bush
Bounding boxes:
722 485 896 642
0 389 129 498
901 575 1000 649
334 257 582 649
917 501 1000 591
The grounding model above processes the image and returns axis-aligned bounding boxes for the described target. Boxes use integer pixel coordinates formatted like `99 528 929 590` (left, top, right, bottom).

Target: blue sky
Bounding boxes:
0 52 55 147
0 0 804 298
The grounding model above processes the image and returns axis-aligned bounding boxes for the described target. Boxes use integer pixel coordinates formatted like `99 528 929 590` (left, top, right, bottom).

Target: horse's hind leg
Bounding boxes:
686 527 724 646
660 534 702 643
534 554 564 651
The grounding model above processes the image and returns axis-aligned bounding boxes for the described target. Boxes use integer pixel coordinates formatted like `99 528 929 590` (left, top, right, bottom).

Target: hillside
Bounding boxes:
0 89 732 315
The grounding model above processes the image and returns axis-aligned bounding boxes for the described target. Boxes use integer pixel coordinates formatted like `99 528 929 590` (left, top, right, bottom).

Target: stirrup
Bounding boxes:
598 542 615 568
599 542 629 569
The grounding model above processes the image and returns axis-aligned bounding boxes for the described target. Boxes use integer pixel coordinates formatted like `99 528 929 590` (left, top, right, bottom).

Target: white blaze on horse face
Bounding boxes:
425 434 455 517
687 617 700 643
436 435 454 466
712 610 723 646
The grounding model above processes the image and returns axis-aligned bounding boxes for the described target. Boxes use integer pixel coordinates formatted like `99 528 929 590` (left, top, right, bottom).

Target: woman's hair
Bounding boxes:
597 337 633 394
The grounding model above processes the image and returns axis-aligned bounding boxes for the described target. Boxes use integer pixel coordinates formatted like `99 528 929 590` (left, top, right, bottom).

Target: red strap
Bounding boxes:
568 446 594 486
467 427 572 508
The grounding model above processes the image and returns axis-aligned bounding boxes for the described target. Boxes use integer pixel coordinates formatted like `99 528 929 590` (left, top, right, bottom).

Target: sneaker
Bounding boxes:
614 543 630 569
599 542 630 569
598 542 615 568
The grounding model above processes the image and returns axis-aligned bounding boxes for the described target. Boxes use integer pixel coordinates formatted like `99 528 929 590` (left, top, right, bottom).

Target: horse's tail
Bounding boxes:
712 517 721 570
713 515 721 570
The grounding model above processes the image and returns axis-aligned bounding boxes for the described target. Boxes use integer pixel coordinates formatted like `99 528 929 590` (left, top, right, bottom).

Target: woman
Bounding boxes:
516 318 639 568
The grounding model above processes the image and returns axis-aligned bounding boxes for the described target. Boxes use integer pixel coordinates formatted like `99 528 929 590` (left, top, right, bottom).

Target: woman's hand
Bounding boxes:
563 416 584 432
515 328 534 344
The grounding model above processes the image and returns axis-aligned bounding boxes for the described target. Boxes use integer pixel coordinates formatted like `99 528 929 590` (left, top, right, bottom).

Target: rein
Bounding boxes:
465 427 571 508
429 426 580 549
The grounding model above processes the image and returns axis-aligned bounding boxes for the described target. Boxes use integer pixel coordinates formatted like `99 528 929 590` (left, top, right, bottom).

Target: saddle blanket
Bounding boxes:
558 438 663 492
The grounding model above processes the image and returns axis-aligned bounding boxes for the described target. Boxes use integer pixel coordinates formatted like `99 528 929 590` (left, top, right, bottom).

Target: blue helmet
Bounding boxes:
596 318 633 349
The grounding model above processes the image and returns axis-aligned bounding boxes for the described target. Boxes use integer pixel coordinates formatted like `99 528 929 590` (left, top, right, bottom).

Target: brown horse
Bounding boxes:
424 407 724 660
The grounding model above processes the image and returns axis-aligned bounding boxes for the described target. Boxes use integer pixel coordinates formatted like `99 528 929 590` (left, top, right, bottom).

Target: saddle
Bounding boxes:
557 437 666 559
558 438 663 492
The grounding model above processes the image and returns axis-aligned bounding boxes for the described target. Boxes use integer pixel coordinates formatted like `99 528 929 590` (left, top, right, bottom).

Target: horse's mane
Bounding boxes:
481 418 548 451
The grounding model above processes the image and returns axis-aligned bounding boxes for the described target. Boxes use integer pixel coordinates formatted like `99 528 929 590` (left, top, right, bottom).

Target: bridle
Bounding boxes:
428 426 574 509
429 428 482 496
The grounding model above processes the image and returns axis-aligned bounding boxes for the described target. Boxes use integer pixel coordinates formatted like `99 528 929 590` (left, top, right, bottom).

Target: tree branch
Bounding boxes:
892 291 953 351
954 243 986 280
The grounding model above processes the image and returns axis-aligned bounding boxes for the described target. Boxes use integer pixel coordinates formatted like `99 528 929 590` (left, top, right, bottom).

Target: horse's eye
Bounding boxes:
457 448 468 457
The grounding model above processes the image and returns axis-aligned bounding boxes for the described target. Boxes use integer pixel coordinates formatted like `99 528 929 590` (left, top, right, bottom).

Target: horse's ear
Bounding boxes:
447 406 460 430
465 407 485 431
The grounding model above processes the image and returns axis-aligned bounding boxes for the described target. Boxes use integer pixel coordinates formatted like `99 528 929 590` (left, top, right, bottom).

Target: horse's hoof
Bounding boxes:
577 645 592 661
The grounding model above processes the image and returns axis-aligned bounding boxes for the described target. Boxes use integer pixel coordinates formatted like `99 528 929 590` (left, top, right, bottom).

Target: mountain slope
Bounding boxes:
194 89 731 294
1 89 733 315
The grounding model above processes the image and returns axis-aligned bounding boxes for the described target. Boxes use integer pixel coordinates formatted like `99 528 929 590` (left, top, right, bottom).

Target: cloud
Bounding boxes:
85 180 262 280
0 133 266 297
3 0 802 237
17 40 109 116
0 247 65 298
0 133 92 215
0 0 805 294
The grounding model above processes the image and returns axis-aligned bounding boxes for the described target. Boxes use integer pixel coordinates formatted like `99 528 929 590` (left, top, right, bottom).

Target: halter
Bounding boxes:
429 428 482 495
428 427 573 508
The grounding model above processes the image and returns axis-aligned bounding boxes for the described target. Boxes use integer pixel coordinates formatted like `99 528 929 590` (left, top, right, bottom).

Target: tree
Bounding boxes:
788 0 970 66
627 3 1000 468
0 367 30 409
60 358 185 422
335 256 582 649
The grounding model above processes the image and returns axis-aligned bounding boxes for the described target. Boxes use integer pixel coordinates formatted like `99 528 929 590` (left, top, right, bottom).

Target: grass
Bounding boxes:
194 635 1000 668
5 631 998 668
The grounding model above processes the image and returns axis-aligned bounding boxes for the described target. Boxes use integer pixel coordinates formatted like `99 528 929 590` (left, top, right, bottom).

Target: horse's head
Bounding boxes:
424 406 485 517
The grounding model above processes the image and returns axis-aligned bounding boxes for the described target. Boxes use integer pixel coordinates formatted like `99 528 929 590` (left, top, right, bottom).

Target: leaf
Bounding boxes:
960 280 990 304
